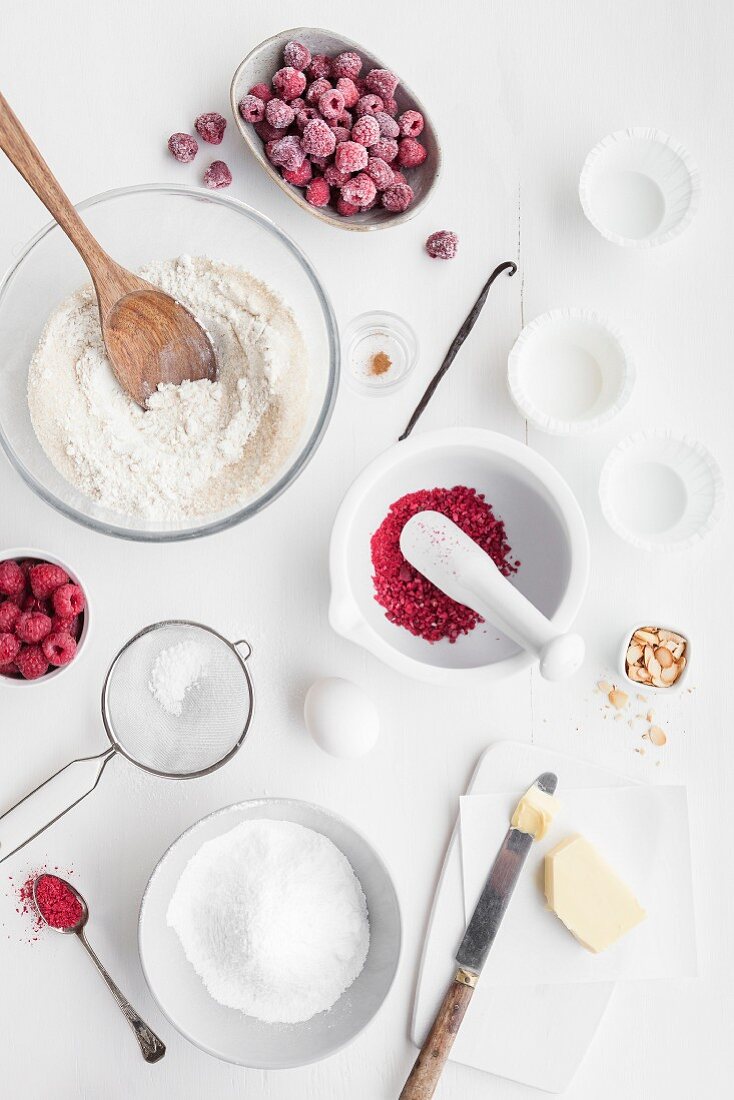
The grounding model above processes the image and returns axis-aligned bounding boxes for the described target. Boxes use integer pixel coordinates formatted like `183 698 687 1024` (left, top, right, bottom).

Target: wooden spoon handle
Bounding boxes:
0 90 108 277
399 970 476 1100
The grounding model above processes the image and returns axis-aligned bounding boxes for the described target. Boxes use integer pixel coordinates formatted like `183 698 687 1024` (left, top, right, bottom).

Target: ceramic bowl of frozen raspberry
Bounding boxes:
0 548 89 685
230 27 441 231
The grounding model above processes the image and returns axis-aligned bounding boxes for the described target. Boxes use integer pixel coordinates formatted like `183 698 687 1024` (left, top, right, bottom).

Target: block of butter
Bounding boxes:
545 834 646 953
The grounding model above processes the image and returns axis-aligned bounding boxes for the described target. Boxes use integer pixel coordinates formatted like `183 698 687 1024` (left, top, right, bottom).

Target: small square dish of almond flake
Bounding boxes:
621 625 689 691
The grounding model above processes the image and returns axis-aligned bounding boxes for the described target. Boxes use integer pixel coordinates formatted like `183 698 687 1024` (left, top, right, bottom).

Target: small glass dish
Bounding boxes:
343 311 418 395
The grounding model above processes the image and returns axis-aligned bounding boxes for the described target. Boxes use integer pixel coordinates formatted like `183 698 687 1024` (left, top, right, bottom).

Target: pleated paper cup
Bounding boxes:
507 308 634 435
579 128 701 247
599 431 723 552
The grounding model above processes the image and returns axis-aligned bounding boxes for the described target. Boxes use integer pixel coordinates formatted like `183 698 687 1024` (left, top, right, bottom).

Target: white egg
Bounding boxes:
304 677 379 759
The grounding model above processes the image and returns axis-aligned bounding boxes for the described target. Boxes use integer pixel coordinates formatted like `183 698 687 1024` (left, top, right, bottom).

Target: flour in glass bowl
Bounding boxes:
27 255 309 520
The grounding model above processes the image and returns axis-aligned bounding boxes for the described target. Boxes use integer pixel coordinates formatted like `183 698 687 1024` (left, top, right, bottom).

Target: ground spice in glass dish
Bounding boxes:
369 350 392 376
370 486 519 643
34 873 83 929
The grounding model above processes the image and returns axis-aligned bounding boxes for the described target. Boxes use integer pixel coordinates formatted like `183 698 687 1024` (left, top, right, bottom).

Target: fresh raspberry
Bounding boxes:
381 96 398 118
318 89 345 120
426 230 459 259
306 77 332 105
254 120 284 143
336 197 359 217
238 95 265 123
397 137 427 168
16 645 49 680
351 115 380 147
23 594 50 614
0 600 20 632
371 137 398 163
335 140 368 173
29 563 68 599
398 110 424 138
295 106 319 132
0 632 20 665
0 560 26 598
52 583 85 618
305 178 331 208
167 132 198 163
270 135 305 172
341 173 377 207
382 182 414 212
306 55 332 81
336 77 359 109
249 82 273 103
283 40 311 71
282 159 313 187
301 118 336 157
374 112 400 139
365 68 399 100
15 611 53 644
195 112 227 145
273 66 306 101
203 160 232 189
324 164 351 188
331 125 351 144
332 51 362 80
355 94 383 118
364 157 395 191
265 98 295 129
42 632 77 667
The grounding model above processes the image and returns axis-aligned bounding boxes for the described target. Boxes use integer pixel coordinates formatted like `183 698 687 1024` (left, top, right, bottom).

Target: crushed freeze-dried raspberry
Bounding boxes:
270 135 305 171
335 140 368 173
306 177 331 207
374 111 400 138
0 632 20 664
195 112 227 145
318 89 345 120
336 77 359 108
371 486 518 643
382 182 414 212
282 159 313 186
323 163 351 188
265 98 295 129
364 157 394 190
426 230 459 259
15 612 52 645
307 54 332 80
365 68 399 100
0 600 21 632
332 51 362 80
203 160 232 189
16 645 49 680
306 77 332 104
371 137 398 163
351 115 380 147
167 132 198 163
398 110 424 138
238 95 265 123
397 137 427 168
301 118 336 157
249 82 273 103
355 94 384 118
336 197 359 217
29 564 67 599
341 173 377 206
273 66 306 101
52 584 85 619
283 40 311 71
42 632 77 667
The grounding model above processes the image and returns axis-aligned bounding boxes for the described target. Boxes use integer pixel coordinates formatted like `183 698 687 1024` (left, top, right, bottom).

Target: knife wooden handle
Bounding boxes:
399 969 476 1100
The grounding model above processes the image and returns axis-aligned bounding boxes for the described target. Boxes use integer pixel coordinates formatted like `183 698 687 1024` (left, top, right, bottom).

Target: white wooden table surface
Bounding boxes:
1 2 732 1097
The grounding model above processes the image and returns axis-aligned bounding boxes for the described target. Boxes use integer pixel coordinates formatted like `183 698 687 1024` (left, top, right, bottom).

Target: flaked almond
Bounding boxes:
660 664 679 684
649 725 667 746
609 688 628 710
673 643 685 660
597 680 612 694
637 668 652 683
626 644 643 665
634 629 659 646
648 657 662 680
655 646 674 668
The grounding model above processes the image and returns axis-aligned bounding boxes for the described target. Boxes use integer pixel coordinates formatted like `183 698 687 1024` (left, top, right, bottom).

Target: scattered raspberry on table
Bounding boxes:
426 230 459 260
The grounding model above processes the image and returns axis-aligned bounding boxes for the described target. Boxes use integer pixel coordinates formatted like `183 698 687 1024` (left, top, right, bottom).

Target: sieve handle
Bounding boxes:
0 749 115 863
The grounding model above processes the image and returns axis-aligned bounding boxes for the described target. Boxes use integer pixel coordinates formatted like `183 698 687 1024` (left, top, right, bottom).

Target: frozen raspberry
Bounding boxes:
52 583 85 618
295 106 319 131
332 51 362 80
16 645 49 680
331 125 351 145
42 632 77 667
265 139 279 163
255 120 284 143
426 230 459 259
390 169 408 186
374 112 400 139
341 173 377 207
0 560 26 598
361 194 379 211
301 118 336 157
354 77 368 96
307 54 332 81
309 155 330 171
324 164 351 188
273 66 306 101
398 110 424 138
336 197 359 217
371 137 398 163
238 95 265 123
335 140 368 173
29 563 68 599
195 112 227 145
283 40 311 71
265 98 295 129
290 97 306 112
249 82 273 103
203 160 232 189
382 96 398 118
270 135 305 172
334 109 353 130
305 177 331 208
0 632 20 665
382 182 414 212
365 68 399 100
318 89 345 120
351 115 380 147
282 159 313 187
397 137 427 168
364 157 395 191
15 611 53 644
306 77 332 105
0 600 21 632
336 77 359 109
355 94 383 118
167 132 198 163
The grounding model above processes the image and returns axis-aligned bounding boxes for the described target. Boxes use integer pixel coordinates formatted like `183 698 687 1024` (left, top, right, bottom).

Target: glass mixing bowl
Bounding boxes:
0 184 339 541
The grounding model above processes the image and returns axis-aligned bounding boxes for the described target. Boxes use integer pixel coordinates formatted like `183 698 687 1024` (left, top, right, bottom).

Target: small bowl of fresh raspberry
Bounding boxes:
231 28 441 231
0 549 89 684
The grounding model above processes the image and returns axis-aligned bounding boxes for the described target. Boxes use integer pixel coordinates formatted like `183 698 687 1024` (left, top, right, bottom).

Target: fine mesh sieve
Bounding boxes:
0 621 254 863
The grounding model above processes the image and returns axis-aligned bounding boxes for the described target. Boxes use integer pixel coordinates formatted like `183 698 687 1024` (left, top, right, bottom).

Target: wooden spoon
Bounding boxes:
0 92 217 407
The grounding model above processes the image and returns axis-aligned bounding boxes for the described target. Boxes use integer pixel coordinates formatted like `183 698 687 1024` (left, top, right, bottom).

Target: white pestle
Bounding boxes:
399 510 585 681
